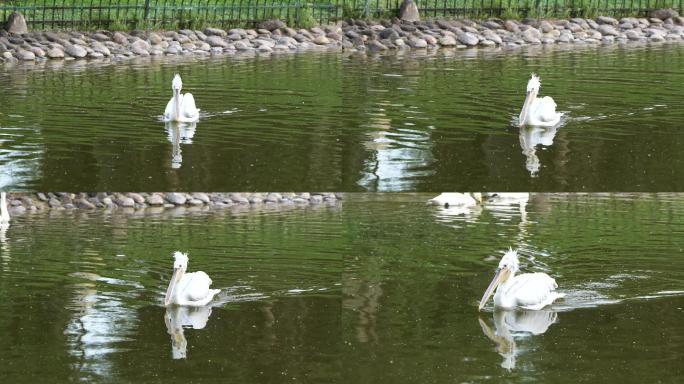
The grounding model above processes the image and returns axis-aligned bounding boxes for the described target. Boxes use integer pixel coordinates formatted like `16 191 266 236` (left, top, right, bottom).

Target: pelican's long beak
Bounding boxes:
478 266 512 311
164 267 183 306
518 90 536 128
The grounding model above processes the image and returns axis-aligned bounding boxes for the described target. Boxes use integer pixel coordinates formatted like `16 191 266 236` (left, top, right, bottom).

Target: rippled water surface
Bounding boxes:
342 193 684 382
1 194 683 382
1 45 684 191
0 204 342 382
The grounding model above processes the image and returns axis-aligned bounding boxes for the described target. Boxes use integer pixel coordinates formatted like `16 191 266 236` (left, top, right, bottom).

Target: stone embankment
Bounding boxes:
1 10 683 63
3 192 342 213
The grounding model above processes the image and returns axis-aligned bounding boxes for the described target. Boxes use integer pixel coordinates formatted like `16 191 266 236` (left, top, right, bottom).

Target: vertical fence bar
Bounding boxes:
50 0 55 28
106 0 112 28
178 0 184 28
162 0 168 29
115 0 121 26
34 0 40 30
238 0 244 27
226 0 232 27
144 0 151 23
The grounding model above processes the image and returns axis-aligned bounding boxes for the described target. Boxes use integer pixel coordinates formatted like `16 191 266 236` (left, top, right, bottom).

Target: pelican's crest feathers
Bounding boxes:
526 74 541 93
173 251 189 268
172 74 183 90
499 248 520 271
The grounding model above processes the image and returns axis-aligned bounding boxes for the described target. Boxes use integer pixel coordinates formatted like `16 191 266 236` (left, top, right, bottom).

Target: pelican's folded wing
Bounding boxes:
509 272 558 309
180 93 200 120
184 271 213 302
537 96 560 123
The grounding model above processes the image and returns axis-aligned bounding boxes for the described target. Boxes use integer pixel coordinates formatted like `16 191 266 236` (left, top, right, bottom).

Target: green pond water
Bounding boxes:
1 45 684 191
0 194 683 382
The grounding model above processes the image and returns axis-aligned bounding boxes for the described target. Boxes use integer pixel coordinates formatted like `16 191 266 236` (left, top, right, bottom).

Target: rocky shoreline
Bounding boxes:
1 13 683 63
3 192 342 213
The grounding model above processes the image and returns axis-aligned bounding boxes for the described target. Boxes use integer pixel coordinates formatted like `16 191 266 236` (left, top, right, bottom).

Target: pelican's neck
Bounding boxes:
173 89 181 121
519 89 538 126
0 192 9 223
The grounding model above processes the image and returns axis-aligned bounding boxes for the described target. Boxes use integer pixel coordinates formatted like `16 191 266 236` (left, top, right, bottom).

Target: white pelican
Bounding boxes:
428 193 483 208
478 248 564 311
164 251 219 307
164 74 200 123
0 192 9 224
483 193 529 204
518 74 562 127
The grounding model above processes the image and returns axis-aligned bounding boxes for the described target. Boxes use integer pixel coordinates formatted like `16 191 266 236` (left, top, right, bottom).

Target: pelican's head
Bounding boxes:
172 74 183 92
519 74 540 128
471 192 483 205
498 248 519 273
526 74 541 93
173 251 188 269
478 248 519 311
165 251 188 306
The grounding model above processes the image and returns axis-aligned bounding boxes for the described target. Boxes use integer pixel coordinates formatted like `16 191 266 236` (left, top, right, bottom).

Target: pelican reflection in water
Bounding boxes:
479 309 558 370
166 122 197 169
164 305 213 359
519 125 559 176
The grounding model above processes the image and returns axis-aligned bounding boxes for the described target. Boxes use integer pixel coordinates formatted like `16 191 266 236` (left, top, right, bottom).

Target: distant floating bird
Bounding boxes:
428 193 483 208
164 251 219 307
483 193 529 204
0 192 9 224
164 74 200 123
478 248 564 311
518 74 562 127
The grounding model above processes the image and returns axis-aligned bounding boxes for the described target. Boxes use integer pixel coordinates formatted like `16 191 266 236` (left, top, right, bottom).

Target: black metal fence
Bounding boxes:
1 0 682 30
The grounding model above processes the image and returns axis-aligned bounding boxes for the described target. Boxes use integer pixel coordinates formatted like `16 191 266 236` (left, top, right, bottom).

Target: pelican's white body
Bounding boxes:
519 74 562 127
0 192 9 224
164 74 200 123
481 249 564 311
428 193 482 207
493 271 562 310
169 270 219 306
165 252 219 307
